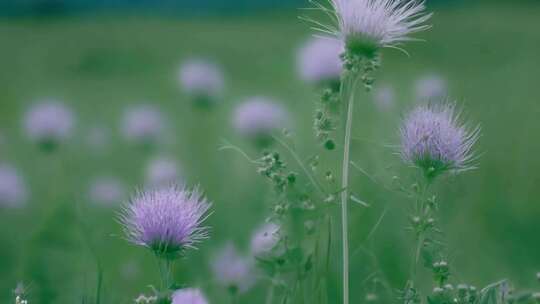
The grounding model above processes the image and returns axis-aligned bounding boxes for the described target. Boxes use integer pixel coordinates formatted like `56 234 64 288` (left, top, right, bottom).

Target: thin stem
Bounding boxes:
265 282 275 304
157 257 173 291
340 75 357 304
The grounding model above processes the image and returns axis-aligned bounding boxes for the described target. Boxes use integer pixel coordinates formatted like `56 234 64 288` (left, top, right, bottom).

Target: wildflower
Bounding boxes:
23 100 75 150
250 222 281 258
0 164 28 208
120 185 211 259
400 103 480 179
415 73 448 102
373 84 395 110
233 97 289 146
85 125 110 153
88 176 126 206
145 157 181 189
172 288 208 304
211 243 256 294
179 59 225 106
121 105 164 147
297 36 343 86
327 0 432 56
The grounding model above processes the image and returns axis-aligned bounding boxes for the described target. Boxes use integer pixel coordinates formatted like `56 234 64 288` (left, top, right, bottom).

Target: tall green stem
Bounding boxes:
157 257 173 291
340 75 357 304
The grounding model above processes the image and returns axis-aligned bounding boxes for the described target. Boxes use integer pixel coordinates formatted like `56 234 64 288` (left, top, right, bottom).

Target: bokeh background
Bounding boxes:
1 0 539 302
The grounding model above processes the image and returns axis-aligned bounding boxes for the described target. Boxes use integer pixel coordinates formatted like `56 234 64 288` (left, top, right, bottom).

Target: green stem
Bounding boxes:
157 257 173 291
340 74 358 304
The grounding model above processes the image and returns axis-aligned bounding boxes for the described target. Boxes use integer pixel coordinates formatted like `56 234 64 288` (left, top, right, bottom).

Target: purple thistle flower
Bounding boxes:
211 243 256 294
400 103 480 178
179 59 225 105
233 97 289 145
121 105 164 146
172 288 208 304
415 73 448 102
88 176 126 206
373 84 396 111
297 36 343 85
145 156 182 189
120 185 211 258
0 164 28 208
23 100 75 149
250 222 281 258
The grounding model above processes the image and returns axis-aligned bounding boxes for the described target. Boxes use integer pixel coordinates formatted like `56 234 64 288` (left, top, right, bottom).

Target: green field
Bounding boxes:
1 2 540 303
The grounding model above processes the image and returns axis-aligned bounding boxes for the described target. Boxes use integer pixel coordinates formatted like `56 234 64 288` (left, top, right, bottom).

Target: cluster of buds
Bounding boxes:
429 284 478 304
341 51 381 91
399 282 421 304
14 283 28 304
257 151 296 194
432 261 451 286
15 296 28 304
314 84 341 151
134 294 158 304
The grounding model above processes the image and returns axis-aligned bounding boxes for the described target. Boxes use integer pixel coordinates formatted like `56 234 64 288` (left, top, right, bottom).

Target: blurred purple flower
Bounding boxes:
179 59 224 102
233 97 289 143
172 288 208 304
121 105 164 146
415 74 448 102
88 176 126 206
400 103 480 178
145 156 182 189
120 185 211 258
297 36 343 85
23 100 75 148
0 164 28 208
211 243 256 294
250 222 281 258
373 84 396 111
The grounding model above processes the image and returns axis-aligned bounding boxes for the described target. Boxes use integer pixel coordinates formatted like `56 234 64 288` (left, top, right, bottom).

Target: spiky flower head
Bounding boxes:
211 243 256 294
415 73 448 102
297 36 343 86
400 103 480 179
250 222 281 258
120 185 211 259
327 0 431 56
121 105 164 147
88 176 126 206
233 97 289 146
172 288 208 304
0 164 28 208
179 59 225 106
23 99 75 150
145 157 182 189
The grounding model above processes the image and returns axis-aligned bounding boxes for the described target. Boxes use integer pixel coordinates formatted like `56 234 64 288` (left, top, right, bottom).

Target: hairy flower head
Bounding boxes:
172 288 208 304
297 36 343 85
120 185 211 258
325 0 431 55
400 103 480 178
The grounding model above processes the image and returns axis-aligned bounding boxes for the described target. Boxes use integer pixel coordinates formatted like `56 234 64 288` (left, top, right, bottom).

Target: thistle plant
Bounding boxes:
308 1 431 302
119 185 212 302
0 163 28 208
179 58 225 108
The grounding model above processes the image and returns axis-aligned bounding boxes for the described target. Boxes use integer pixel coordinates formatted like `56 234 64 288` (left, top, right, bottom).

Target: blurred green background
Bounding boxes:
1 0 539 302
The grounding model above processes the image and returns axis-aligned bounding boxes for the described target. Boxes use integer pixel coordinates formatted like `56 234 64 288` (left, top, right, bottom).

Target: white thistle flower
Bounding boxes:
415 73 448 102
320 0 431 54
179 59 225 104
297 36 343 85
0 164 28 208
23 100 75 148
250 222 281 258
145 156 182 189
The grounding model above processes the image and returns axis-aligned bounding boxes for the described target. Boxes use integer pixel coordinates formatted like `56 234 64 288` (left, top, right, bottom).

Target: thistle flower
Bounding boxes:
250 222 281 258
415 74 448 102
0 164 28 208
233 97 289 146
172 288 208 304
211 243 256 294
145 157 182 189
325 0 431 56
120 185 211 259
400 103 480 179
121 105 164 146
373 84 396 110
179 59 225 105
23 100 75 150
297 36 343 86
88 176 126 206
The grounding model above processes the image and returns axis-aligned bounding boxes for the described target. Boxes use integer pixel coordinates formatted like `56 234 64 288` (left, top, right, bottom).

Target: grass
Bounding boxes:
0 2 540 302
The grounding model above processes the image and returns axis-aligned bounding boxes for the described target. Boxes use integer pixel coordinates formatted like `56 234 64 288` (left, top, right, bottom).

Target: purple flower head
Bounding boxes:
145 156 182 189
88 176 126 206
0 164 28 208
233 97 289 146
250 222 281 258
415 74 448 102
373 84 396 111
23 100 75 150
297 36 343 85
172 288 208 304
179 59 225 104
211 243 256 294
400 103 480 179
120 185 211 259
121 105 164 146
